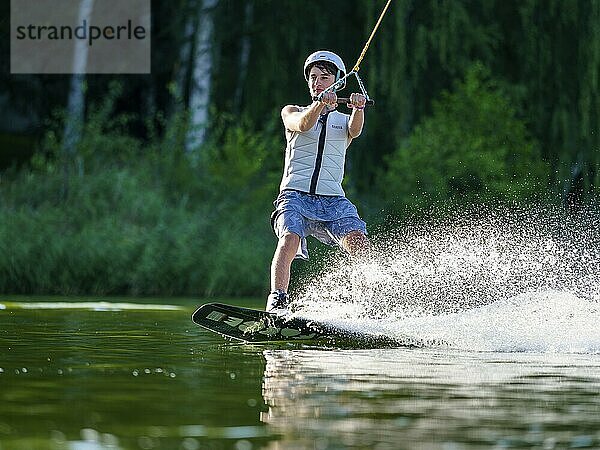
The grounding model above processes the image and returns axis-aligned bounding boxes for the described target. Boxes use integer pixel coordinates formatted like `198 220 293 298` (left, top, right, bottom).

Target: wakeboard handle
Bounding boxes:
312 96 375 106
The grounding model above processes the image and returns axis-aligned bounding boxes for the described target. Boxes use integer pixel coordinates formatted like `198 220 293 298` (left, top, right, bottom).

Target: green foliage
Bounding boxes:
381 63 547 212
202 113 280 196
3 1 600 198
0 101 282 296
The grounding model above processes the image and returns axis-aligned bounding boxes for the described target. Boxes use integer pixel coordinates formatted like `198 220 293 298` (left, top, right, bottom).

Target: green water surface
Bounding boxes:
2 297 600 449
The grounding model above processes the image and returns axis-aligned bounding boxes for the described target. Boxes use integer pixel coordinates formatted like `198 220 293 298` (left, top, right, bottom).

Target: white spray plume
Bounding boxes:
291 206 600 353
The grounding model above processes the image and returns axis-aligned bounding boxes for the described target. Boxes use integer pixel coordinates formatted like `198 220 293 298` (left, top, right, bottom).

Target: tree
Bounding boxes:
185 0 218 152
381 63 547 211
62 0 94 195
511 0 600 198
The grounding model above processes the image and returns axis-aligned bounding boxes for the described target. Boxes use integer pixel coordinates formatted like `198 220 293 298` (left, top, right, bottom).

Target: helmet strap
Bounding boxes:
335 69 343 91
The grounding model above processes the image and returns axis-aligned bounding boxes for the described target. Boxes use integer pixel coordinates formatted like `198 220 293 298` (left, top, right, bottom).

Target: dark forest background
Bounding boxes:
0 0 598 296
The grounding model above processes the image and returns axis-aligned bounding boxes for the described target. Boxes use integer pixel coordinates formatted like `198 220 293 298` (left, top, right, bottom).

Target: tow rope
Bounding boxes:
315 0 393 106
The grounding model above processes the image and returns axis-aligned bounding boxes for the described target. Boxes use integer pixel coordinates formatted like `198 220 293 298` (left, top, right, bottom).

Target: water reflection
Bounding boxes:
261 348 600 448
1 300 271 449
5 298 600 449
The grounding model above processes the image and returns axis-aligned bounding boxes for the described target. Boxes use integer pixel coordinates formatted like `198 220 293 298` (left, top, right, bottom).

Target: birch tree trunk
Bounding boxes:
233 1 253 112
173 0 197 107
186 0 218 152
62 0 94 196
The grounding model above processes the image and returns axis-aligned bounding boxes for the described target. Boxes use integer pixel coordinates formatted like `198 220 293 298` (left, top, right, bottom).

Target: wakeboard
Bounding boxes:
191 302 425 348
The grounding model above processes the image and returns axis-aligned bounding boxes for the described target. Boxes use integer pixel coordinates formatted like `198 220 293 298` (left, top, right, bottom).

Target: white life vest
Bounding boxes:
279 107 351 196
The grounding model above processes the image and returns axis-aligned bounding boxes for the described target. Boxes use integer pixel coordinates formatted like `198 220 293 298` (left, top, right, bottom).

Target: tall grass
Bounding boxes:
0 95 281 297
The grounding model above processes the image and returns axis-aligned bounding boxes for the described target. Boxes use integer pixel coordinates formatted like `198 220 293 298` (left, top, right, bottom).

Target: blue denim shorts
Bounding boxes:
271 190 367 259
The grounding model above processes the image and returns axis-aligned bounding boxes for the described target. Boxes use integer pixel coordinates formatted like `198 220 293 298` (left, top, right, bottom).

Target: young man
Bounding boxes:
267 50 369 313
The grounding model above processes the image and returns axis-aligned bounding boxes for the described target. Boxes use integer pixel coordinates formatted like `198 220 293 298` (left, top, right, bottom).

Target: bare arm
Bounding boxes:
347 93 366 139
281 92 338 132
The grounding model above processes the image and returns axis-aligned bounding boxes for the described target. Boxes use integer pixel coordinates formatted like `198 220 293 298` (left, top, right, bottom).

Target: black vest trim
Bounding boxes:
309 112 330 194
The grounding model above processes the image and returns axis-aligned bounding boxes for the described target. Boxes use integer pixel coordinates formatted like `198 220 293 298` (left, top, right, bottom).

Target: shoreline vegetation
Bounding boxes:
0 67 595 297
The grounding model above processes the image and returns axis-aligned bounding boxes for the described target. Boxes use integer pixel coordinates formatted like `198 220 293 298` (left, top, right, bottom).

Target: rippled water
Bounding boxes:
2 296 600 449
262 349 600 449
1 299 270 449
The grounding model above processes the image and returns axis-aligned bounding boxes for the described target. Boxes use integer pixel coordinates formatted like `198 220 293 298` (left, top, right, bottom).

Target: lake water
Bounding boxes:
2 295 600 450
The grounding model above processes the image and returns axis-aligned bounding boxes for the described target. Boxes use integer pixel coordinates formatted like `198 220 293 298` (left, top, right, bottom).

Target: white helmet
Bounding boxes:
303 50 347 91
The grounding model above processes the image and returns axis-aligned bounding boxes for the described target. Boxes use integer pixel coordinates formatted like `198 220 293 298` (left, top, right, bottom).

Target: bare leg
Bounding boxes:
270 233 301 292
341 230 370 257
